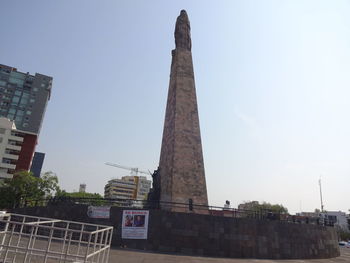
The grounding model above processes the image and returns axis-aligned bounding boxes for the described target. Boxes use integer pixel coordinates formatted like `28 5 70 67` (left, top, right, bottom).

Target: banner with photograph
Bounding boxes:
87 206 110 219
122 210 149 239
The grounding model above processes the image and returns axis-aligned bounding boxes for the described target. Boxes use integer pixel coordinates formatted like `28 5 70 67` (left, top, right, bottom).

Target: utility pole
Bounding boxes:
319 178 324 212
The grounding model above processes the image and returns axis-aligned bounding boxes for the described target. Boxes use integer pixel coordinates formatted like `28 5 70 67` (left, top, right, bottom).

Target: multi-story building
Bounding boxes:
0 64 52 175
320 211 350 232
30 152 45 177
79 184 86 193
0 118 25 179
296 211 350 232
104 176 137 199
104 176 151 200
296 212 319 218
136 176 152 200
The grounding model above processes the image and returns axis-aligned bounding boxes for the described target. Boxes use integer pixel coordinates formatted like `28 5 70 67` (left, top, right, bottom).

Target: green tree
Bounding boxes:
55 190 103 199
259 202 288 214
55 190 104 205
0 171 59 209
242 201 288 214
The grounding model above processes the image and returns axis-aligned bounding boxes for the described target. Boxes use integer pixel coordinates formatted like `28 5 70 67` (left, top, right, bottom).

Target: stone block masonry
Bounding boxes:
13 204 340 259
158 10 208 212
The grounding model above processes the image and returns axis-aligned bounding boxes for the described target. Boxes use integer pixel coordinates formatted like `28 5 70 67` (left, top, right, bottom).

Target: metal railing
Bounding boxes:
13 197 334 227
0 213 113 263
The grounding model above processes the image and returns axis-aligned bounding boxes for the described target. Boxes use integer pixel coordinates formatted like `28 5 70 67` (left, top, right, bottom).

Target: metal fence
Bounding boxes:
16 197 334 227
0 213 113 263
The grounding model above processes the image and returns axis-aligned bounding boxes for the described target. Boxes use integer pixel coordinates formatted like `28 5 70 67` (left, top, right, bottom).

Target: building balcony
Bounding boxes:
6 144 21 151
0 163 16 170
9 135 24 142
0 171 13 179
3 153 19 160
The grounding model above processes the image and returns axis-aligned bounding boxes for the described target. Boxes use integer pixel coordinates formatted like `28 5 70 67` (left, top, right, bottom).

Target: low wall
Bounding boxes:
11 204 340 259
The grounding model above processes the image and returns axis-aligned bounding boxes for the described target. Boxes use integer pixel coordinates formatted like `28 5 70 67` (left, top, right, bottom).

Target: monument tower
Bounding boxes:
158 10 208 212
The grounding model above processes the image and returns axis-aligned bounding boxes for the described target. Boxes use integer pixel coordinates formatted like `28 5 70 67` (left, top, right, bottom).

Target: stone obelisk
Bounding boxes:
158 10 208 212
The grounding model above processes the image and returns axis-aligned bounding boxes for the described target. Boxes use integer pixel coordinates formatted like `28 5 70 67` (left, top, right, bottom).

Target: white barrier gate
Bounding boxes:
0 213 113 263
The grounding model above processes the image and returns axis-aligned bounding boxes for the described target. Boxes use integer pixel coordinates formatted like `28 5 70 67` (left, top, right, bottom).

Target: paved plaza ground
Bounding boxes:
108 247 350 263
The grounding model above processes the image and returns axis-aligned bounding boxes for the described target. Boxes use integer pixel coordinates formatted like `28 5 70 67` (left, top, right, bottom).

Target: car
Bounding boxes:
339 241 350 248
0 211 7 217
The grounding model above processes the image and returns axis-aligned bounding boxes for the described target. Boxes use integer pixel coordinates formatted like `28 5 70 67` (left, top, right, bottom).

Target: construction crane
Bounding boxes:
105 162 152 177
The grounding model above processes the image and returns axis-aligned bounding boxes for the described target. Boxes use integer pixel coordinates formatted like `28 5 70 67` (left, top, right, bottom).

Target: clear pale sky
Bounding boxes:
1 1 350 214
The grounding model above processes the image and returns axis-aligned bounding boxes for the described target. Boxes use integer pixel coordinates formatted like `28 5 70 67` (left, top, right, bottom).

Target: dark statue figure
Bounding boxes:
175 10 192 51
146 168 160 208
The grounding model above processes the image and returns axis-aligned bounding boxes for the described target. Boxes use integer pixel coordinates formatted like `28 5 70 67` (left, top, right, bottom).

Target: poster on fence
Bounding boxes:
122 210 149 239
87 206 110 219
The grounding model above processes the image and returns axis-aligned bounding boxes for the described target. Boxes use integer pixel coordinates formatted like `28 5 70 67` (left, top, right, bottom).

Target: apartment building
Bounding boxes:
104 176 151 200
0 118 25 179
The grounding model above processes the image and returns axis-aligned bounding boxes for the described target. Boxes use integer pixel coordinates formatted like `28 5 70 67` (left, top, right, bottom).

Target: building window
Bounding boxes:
29 98 35 103
22 123 28 127
12 96 20 104
15 116 22 122
20 98 28 106
7 139 17 145
17 110 24 117
14 90 22 96
10 71 25 80
8 77 24 87
26 110 31 115
9 109 16 114
25 79 33 85
33 87 39 92
7 114 14 120
2 158 12 164
0 68 10 74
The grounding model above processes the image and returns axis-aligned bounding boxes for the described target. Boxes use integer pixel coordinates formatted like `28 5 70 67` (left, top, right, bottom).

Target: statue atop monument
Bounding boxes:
175 10 192 51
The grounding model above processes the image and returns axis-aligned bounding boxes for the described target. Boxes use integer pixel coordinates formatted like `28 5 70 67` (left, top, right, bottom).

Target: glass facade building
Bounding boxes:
0 64 52 174
30 152 45 177
0 64 52 135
